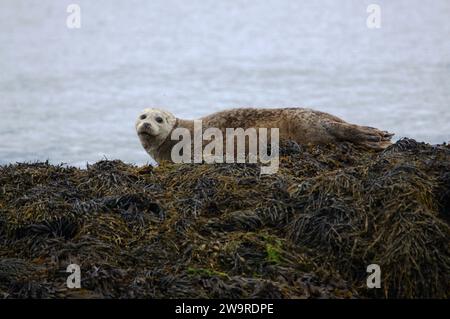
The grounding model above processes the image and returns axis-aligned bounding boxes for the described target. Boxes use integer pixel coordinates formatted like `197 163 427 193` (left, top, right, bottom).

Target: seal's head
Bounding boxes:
135 108 177 156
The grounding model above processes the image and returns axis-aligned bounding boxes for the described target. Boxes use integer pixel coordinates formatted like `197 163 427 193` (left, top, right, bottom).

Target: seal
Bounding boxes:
135 107 394 162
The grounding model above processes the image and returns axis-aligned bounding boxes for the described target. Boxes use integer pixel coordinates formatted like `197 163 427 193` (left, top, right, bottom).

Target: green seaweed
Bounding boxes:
266 243 282 264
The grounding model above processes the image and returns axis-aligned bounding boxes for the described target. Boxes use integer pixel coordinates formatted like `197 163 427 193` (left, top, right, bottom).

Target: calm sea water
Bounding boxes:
1 0 449 166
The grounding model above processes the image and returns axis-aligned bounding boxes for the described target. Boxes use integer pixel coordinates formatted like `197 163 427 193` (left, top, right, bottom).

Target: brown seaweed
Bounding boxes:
0 138 449 298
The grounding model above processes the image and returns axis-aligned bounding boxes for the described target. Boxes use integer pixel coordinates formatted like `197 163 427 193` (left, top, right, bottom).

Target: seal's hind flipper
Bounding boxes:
325 121 394 150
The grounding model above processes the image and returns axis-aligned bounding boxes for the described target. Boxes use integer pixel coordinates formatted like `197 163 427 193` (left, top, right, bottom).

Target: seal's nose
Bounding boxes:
142 122 151 130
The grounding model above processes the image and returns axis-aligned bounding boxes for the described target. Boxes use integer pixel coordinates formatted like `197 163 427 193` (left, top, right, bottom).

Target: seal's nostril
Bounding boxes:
140 114 147 120
142 122 151 129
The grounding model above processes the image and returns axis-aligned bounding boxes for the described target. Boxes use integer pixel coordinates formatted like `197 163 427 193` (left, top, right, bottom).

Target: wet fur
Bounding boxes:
136 107 394 162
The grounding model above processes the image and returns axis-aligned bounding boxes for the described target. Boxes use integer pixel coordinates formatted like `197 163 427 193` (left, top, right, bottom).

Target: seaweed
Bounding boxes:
0 138 449 298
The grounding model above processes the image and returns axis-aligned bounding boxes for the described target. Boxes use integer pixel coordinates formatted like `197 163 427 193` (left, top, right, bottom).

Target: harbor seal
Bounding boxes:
135 107 394 162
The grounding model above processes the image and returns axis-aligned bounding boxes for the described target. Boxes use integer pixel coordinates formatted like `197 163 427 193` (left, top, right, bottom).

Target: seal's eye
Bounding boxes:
140 114 147 120
155 116 164 124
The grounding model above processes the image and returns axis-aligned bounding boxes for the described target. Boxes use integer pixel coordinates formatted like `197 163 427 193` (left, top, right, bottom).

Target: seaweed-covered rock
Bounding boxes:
0 139 449 298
